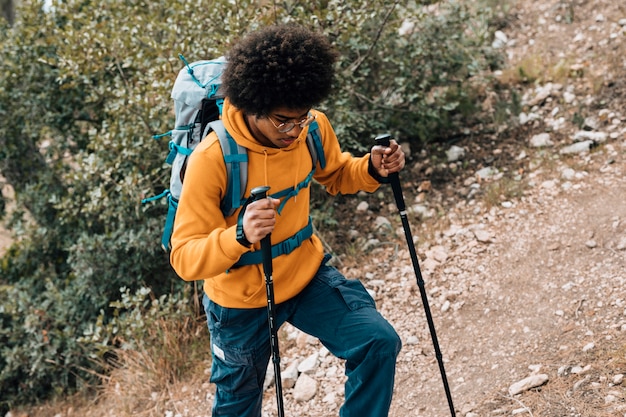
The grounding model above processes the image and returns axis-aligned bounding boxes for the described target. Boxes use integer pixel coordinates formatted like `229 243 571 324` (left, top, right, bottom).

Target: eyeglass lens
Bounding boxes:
276 114 315 133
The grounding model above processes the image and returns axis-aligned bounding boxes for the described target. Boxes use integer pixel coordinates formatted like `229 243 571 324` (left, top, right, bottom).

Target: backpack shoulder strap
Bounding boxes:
209 120 248 217
305 120 325 170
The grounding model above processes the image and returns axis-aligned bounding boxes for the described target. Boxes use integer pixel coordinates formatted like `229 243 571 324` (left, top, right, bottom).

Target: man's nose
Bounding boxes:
286 125 302 138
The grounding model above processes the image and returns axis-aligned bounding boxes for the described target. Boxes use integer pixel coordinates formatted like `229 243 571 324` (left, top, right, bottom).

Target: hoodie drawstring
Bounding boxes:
293 140 303 204
263 149 269 187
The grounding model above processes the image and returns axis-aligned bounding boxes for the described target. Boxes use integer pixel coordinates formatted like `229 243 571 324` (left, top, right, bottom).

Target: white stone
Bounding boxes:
411 204 431 219
356 201 369 212
405 335 419 345
573 131 608 143
426 245 448 263
446 145 465 162
563 91 576 104
473 229 492 243
281 361 300 389
508 374 549 395
298 352 319 375
374 216 391 230
561 168 576 180
560 140 593 154
398 19 416 36
476 167 497 179
322 391 336 403
293 373 318 402
422 257 440 273
582 342 595 352
530 132 554 147
492 30 508 48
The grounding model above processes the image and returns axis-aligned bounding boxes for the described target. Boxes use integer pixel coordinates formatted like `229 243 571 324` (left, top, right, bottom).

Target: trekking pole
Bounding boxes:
250 185 285 417
374 135 456 417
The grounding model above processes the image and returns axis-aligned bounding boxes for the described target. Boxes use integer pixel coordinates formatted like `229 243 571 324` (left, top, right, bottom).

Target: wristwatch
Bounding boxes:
237 233 252 248
236 222 252 247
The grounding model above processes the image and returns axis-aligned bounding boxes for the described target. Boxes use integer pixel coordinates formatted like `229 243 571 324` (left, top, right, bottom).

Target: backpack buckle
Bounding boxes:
275 218 313 256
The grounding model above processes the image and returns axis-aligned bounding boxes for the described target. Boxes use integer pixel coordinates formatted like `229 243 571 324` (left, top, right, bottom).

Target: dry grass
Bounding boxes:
497 53 589 88
482 176 526 208
95 312 211 416
15 306 212 417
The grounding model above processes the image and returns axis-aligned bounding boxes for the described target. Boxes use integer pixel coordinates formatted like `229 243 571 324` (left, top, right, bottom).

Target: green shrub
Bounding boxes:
325 1 504 151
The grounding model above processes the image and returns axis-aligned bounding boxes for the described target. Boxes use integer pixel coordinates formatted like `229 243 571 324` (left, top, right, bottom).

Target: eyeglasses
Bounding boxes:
267 112 317 133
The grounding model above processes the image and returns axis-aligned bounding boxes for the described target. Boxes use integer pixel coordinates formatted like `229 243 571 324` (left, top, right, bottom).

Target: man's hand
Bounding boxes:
370 139 405 177
242 197 281 244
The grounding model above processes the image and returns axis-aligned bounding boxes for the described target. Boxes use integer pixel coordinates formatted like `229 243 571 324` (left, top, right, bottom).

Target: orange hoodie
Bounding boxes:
170 99 381 308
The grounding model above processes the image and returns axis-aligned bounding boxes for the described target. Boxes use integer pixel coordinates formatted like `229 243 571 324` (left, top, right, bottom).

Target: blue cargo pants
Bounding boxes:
203 257 402 417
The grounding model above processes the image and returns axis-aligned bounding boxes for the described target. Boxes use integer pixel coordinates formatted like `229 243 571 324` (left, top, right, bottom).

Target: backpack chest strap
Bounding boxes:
232 217 314 268
271 168 315 215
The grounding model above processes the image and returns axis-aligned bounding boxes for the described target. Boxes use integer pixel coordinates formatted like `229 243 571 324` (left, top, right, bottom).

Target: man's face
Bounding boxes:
247 107 313 148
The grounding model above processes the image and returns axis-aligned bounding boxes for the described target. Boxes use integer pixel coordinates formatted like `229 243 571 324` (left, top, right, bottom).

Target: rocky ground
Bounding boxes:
6 0 626 416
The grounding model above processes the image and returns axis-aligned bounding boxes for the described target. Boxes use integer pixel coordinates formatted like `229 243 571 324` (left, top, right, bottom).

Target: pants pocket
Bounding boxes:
210 343 260 394
203 295 266 395
318 266 376 311
203 294 230 332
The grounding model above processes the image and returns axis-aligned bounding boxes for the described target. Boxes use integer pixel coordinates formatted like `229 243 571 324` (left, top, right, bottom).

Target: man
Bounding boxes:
170 24 405 417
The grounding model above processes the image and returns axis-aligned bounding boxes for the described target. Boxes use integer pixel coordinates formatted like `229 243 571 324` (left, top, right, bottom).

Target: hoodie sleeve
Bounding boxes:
169 135 251 281
312 112 381 195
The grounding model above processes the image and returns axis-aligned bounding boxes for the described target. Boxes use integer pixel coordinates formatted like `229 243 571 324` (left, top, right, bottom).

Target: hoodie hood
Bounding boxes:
221 97 312 208
221 98 309 155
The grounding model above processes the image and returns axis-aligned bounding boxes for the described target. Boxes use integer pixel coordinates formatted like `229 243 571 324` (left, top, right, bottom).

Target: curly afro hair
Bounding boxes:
222 24 338 116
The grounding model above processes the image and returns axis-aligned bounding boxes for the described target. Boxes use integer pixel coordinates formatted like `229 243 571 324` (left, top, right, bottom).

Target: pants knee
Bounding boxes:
375 324 402 357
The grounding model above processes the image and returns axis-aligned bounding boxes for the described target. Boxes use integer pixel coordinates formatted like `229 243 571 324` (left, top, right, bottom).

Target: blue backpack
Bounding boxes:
143 55 326 260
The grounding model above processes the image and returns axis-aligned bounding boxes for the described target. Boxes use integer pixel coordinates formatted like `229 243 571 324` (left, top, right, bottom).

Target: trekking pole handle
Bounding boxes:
251 185 271 201
374 134 405 211
374 133 392 148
